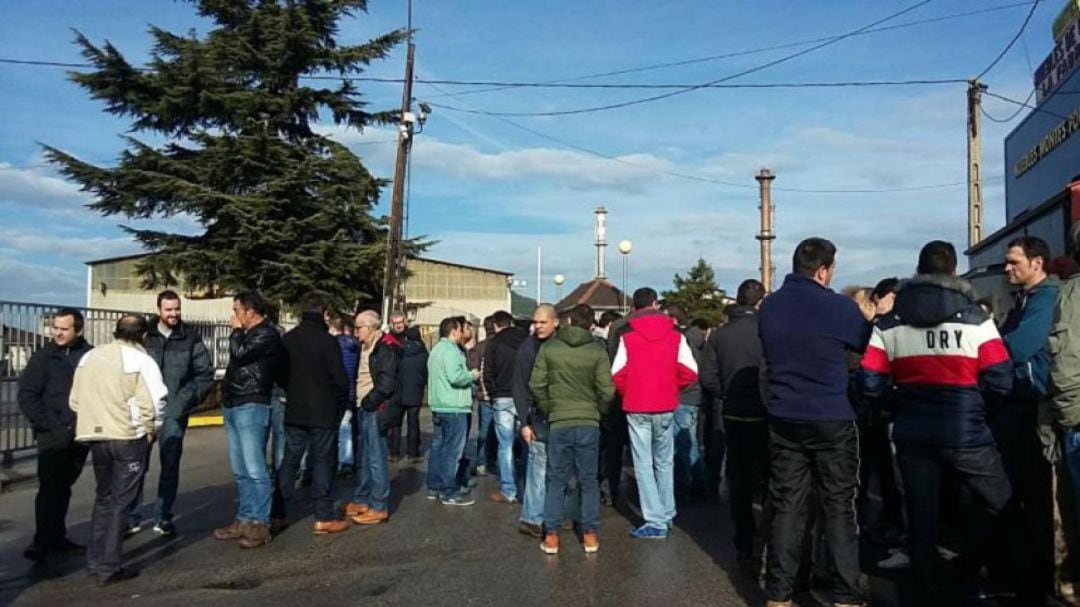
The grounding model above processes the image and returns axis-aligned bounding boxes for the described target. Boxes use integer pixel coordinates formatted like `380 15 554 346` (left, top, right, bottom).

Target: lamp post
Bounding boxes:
553 274 566 302
618 240 632 313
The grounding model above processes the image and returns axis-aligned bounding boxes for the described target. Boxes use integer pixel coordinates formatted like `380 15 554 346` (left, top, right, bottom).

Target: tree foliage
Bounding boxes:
45 0 416 310
662 258 728 327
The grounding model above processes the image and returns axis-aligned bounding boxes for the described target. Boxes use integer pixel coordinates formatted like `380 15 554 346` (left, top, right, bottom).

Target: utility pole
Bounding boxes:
756 168 777 292
967 79 987 250
381 13 416 322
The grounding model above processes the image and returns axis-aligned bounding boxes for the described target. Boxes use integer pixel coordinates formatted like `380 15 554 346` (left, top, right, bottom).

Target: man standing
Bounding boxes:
426 316 480 506
276 292 351 535
666 305 708 498
758 238 871 607
531 304 615 554
328 314 360 474
996 236 1059 602
18 308 94 563
1051 223 1080 528
346 310 401 525
611 287 699 539
483 310 528 503
128 290 214 536
71 315 167 585
700 279 768 566
861 240 1013 604
214 292 284 548
516 304 560 536
392 325 428 461
472 316 497 476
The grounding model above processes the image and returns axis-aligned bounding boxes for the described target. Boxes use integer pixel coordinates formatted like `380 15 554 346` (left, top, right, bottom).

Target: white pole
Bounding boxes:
536 244 542 305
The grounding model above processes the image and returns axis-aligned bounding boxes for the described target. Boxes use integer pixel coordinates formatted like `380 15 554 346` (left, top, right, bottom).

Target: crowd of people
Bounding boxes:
16 227 1080 606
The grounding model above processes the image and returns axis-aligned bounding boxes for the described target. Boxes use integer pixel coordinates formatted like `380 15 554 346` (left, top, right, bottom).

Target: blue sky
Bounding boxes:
0 0 1061 305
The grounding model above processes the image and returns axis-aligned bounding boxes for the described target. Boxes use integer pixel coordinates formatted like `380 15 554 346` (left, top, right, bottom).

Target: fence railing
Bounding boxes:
1 300 231 466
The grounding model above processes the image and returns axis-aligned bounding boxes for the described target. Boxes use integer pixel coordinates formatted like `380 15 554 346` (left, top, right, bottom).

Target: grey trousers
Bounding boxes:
88 439 149 575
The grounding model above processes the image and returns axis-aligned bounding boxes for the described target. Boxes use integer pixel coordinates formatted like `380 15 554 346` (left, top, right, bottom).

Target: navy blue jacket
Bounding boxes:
1001 276 1060 400
759 273 871 422
336 333 360 406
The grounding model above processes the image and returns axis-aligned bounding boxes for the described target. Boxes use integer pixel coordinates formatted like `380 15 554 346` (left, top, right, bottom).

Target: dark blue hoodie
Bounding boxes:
1000 276 1060 400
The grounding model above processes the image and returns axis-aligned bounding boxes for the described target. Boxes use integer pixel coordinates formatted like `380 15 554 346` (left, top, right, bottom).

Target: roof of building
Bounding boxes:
554 277 627 312
86 252 513 276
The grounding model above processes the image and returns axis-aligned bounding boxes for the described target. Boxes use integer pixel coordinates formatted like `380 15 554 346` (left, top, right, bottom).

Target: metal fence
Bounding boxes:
0 300 231 466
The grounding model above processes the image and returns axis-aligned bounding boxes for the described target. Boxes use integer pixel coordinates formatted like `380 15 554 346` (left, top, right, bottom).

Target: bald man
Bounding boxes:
514 305 560 536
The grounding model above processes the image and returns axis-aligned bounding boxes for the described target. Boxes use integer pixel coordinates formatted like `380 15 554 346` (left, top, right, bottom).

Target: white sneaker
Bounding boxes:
877 550 911 570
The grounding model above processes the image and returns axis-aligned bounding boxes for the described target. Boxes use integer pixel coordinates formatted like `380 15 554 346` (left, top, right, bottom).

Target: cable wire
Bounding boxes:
983 90 1068 120
976 0 1040 79
981 88 1036 123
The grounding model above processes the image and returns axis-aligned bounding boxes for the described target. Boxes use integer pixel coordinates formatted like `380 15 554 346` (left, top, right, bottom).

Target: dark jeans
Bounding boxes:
277 425 338 521
129 415 189 526
456 411 473 487
34 439 89 551
545 425 601 533
765 419 861 605
428 412 469 499
388 405 421 458
724 418 769 555
895 441 1011 604
857 416 903 531
88 439 149 576
600 407 628 502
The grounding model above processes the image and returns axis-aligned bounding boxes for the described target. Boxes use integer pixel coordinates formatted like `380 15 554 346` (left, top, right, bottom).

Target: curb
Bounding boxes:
189 414 224 428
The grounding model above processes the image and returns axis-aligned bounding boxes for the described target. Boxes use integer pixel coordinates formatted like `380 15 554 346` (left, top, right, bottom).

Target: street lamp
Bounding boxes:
618 240 632 313
553 274 566 302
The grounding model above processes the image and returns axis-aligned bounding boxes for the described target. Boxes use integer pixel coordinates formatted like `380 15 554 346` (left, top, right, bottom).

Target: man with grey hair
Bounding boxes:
388 311 409 340
346 310 401 524
70 314 167 585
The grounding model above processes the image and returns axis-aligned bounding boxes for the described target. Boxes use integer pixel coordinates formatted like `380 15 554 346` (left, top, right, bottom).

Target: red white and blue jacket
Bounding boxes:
612 313 698 414
860 274 1013 447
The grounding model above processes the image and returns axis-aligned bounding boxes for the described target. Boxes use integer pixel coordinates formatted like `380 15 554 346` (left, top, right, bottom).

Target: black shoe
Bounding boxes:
60 538 87 554
23 545 47 563
97 568 139 587
518 522 543 538
153 520 177 536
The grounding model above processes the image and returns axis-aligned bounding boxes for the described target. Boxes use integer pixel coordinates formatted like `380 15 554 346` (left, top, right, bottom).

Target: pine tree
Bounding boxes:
662 258 728 327
45 0 412 310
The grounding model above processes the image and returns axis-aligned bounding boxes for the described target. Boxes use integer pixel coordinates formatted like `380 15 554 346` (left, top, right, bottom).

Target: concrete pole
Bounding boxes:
967 80 987 249
756 169 777 292
595 206 608 279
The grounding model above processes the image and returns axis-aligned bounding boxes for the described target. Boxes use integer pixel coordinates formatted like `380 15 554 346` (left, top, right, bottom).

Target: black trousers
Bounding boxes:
34 439 89 551
724 418 769 555
765 419 861 605
857 416 903 529
278 425 338 522
600 407 628 501
388 406 421 458
895 441 1011 605
88 439 149 576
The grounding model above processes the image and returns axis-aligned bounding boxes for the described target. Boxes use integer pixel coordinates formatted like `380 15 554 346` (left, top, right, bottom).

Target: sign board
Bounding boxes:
1036 15 1080 103
1055 0 1080 41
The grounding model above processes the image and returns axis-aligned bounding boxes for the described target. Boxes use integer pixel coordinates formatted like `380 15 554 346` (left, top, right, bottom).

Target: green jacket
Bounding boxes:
427 338 474 413
1041 276 1080 462
530 325 615 428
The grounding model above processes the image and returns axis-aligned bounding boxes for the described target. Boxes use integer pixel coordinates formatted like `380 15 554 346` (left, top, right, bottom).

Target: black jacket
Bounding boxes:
280 313 350 429
397 327 428 407
360 332 402 413
484 326 528 399
17 337 93 453
224 319 284 407
679 325 707 406
513 335 544 425
700 306 766 420
145 319 215 419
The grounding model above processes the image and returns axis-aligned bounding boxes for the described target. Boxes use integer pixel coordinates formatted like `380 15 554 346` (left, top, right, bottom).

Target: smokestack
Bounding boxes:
755 169 776 292
595 206 608 279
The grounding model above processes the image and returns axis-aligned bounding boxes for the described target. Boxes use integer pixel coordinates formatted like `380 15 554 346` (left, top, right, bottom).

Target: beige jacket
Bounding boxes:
70 341 168 442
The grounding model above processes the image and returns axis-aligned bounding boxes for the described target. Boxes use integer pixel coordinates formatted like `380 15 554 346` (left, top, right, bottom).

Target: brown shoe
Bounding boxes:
540 532 559 555
765 602 792 607
488 491 518 504
313 519 350 535
238 523 271 549
213 521 246 541
583 531 599 554
351 510 389 525
344 502 369 517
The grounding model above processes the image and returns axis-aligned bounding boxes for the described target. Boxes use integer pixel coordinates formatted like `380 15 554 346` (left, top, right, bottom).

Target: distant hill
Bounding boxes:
510 290 537 317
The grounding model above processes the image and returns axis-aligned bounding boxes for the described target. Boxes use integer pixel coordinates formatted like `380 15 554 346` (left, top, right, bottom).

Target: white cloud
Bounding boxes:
0 227 138 260
0 258 84 306
0 163 88 210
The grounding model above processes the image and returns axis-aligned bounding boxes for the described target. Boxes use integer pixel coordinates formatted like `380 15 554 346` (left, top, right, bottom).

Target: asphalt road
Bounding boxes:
0 423 910 606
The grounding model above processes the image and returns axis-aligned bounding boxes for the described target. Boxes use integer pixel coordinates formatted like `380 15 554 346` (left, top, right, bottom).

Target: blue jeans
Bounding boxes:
128 414 188 526
627 412 676 528
354 410 390 511
270 396 286 471
673 404 706 493
545 426 601 533
427 412 469 499
475 400 495 468
1063 430 1080 530
224 403 273 525
339 408 356 470
492 398 519 499
521 438 548 525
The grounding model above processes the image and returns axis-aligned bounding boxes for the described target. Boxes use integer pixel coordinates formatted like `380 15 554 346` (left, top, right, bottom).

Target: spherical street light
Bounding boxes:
553 274 566 286
618 241 632 312
553 274 566 301
618 240 633 255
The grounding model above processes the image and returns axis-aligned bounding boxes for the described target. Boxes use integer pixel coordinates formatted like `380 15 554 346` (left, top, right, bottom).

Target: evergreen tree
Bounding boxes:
662 258 728 327
45 0 412 310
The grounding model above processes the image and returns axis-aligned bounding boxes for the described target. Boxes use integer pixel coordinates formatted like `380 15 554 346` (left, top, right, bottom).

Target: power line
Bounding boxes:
984 90 1068 120
977 0 1040 79
415 0 936 118
981 88 1036 123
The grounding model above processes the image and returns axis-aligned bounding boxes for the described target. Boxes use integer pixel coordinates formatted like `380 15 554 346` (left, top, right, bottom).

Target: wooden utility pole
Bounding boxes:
756 168 777 292
967 79 987 250
381 38 416 321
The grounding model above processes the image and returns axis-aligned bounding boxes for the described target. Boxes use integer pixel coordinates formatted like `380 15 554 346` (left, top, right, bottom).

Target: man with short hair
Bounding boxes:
532 303 615 554
345 310 401 525
483 310 528 503
128 290 214 536
18 308 94 563
861 240 1013 604
612 287 699 539
700 279 768 565
276 292 352 536
71 314 167 585
427 316 480 506
388 311 408 340
215 291 285 548
328 314 360 474
516 304 560 535
758 237 871 607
